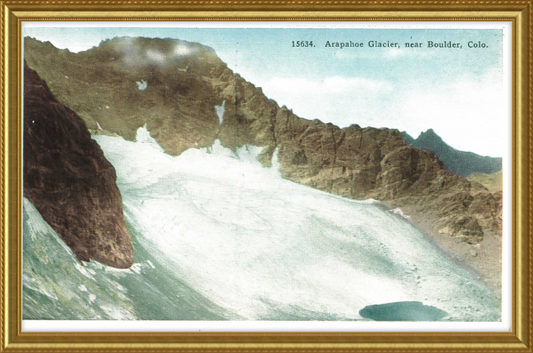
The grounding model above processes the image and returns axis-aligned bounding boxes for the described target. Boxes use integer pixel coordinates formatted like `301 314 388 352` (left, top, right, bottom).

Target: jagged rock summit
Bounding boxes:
403 129 502 176
24 61 133 268
24 36 503 289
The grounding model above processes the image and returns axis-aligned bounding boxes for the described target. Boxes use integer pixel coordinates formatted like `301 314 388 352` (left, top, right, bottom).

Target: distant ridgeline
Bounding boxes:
402 129 502 177
24 36 502 247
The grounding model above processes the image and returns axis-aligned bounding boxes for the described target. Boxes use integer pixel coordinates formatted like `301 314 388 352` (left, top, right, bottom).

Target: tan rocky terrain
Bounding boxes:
24 61 133 268
468 170 503 193
24 37 503 293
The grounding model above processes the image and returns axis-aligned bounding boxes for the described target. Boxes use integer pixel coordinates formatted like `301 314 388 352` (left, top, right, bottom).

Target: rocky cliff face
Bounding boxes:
24 37 502 246
24 61 133 268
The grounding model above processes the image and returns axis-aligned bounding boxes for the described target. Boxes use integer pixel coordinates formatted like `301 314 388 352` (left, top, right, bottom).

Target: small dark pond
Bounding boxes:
359 301 448 321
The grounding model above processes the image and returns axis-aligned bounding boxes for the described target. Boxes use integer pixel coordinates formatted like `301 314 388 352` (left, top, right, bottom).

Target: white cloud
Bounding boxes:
174 44 192 56
115 37 142 65
386 48 406 57
258 76 397 134
264 76 391 97
333 48 428 61
324 76 392 93
397 69 506 157
146 49 166 64
255 70 506 157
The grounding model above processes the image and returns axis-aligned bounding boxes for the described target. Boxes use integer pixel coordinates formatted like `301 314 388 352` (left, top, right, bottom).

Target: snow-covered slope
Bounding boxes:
23 126 501 321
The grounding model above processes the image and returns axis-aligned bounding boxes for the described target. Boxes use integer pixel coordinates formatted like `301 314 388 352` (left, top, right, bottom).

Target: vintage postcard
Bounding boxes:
20 22 511 332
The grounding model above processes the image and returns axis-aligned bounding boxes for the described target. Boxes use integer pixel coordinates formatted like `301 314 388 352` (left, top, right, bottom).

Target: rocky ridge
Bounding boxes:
24 37 503 289
24 61 133 268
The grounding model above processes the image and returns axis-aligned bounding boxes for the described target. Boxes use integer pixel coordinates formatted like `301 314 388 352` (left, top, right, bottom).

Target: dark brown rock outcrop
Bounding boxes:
23 61 133 268
24 36 502 249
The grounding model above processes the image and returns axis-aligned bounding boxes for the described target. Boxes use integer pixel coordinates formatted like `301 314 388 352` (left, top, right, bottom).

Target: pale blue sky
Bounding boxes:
23 25 508 157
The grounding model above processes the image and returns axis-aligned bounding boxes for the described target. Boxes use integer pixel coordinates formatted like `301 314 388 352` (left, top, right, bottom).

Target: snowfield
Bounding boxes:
22 126 501 322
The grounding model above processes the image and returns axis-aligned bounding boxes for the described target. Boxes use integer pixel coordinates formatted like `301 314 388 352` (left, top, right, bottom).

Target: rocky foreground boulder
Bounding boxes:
24 61 133 268
24 37 503 287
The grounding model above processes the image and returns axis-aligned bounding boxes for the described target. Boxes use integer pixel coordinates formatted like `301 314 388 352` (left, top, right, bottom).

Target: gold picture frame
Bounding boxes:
1 1 529 351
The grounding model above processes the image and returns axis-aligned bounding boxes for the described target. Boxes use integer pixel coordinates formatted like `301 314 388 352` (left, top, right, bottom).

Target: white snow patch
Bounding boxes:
103 266 130 278
100 304 136 320
78 285 87 292
391 207 411 220
136 80 147 91
270 148 281 174
200 140 262 162
135 124 164 153
215 101 226 124
114 282 127 293
96 122 103 131
130 263 143 275
74 263 94 280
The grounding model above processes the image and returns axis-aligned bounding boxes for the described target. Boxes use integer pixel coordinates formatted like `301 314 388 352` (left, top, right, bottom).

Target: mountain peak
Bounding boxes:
404 128 502 176
417 128 441 140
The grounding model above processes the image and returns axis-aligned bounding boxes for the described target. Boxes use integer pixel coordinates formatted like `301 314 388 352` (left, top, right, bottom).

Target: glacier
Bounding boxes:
22 126 501 322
